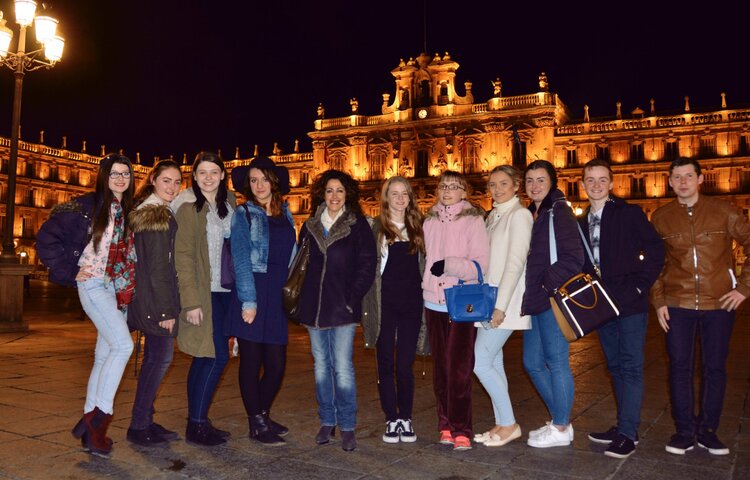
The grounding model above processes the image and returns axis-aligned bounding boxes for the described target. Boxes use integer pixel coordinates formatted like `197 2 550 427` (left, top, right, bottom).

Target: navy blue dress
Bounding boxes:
227 214 296 345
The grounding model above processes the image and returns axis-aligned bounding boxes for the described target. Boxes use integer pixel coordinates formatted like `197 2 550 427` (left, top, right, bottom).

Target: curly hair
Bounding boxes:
309 169 363 217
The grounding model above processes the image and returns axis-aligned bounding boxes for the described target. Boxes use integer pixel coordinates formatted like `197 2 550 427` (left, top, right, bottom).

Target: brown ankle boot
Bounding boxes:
84 407 113 457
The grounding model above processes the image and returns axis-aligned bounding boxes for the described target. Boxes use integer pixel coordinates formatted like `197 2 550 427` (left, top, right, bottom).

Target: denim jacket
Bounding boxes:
231 201 296 310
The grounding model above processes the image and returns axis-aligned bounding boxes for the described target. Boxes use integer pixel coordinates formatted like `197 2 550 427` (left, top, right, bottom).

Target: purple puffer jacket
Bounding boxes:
522 189 584 316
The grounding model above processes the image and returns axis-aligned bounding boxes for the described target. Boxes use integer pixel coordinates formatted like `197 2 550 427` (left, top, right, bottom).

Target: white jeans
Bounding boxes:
474 327 515 426
78 278 133 414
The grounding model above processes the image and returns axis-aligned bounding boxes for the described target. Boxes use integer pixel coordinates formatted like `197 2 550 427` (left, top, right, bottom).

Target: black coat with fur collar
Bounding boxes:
127 203 180 337
298 206 376 329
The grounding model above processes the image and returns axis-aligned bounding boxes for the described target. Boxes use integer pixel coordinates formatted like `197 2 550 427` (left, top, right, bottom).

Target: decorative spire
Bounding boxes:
650 98 655 115
294 139 300 153
684 96 690 112
350 97 359 113
584 105 590 123
39 130 44 144
721 92 727 109
273 142 280 155
82 140 87 153
616 101 622 119
182 153 187 164
137 152 141 164
317 103 325 118
254 144 259 156
62 135 67 148
235 146 240 159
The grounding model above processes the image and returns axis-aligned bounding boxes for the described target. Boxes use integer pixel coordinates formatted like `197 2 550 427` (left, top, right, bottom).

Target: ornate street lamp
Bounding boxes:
0 1 65 263
0 1 64 333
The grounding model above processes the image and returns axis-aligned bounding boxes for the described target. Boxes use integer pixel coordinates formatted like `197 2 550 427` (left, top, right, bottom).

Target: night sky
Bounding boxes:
0 0 748 165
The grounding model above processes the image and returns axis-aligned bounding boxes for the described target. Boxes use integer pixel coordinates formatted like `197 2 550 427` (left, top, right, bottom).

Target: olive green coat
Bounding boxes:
361 218 430 356
174 188 236 358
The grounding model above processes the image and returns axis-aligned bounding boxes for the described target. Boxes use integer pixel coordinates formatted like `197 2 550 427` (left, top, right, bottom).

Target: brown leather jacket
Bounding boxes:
650 195 750 310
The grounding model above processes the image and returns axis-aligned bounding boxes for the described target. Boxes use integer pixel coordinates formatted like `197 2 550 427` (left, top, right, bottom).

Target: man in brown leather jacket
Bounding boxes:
651 157 750 457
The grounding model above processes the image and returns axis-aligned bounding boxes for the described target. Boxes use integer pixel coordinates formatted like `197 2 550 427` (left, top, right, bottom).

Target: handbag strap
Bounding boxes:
456 260 484 285
576 222 601 277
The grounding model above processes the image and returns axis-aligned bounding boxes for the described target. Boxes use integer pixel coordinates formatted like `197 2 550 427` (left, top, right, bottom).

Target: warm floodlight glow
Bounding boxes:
34 15 57 44
44 35 64 62
0 19 12 57
14 0 37 27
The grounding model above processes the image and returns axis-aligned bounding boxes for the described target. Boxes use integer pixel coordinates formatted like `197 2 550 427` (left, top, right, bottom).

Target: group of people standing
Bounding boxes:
36 152 750 460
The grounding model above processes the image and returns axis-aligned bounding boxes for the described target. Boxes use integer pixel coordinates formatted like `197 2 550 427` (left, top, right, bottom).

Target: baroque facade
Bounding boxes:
2 52 749 273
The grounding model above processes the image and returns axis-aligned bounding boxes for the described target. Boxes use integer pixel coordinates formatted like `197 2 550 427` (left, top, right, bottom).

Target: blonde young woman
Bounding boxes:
473 165 532 447
363 176 428 444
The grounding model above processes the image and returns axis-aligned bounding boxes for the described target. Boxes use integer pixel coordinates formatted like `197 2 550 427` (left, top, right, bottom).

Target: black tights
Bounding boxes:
237 339 287 417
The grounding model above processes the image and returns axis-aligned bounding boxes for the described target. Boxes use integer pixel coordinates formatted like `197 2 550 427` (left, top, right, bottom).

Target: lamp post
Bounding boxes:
0 1 64 332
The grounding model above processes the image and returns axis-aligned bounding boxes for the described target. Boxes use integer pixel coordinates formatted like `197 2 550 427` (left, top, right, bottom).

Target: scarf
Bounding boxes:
321 205 345 235
105 199 137 311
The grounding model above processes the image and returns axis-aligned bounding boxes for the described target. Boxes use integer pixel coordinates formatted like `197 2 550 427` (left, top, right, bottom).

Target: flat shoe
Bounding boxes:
473 431 491 443
485 425 522 447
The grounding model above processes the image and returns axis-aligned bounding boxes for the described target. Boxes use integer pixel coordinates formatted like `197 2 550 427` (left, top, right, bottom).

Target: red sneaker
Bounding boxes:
453 435 472 451
439 430 454 445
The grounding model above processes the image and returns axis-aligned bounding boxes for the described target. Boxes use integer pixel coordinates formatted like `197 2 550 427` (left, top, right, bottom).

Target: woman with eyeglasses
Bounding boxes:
172 151 236 446
57 153 136 458
125 160 183 447
422 170 489 451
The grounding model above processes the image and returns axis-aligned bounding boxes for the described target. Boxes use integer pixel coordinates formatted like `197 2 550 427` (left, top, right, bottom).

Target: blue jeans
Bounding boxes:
474 327 515 426
307 324 357 431
78 278 134 415
597 312 647 440
523 308 574 426
187 292 231 423
130 334 174 430
666 307 735 436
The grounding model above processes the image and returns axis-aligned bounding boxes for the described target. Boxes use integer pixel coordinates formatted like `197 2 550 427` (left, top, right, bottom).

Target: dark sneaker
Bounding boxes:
665 433 694 455
697 433 729 455
398 419 417 443
589 426 639 445
382 421 400 443
604 433 635 459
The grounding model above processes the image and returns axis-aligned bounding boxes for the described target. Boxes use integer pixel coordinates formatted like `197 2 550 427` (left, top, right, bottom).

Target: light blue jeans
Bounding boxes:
523 308 574 426
78 278 134 415
474 327 515 426
307 324 357 431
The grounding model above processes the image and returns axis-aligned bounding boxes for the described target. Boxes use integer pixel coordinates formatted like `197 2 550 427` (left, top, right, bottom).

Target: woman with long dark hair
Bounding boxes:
173 151 236 446
522 160 583 448
362 176 427 444
298 169 376 452
68 153 137 458
125 160 183 446
227 157 296 445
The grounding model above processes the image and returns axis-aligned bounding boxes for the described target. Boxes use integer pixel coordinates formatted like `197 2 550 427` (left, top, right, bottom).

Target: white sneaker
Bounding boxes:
528 421 552 439
527 424 572 448
382 420 400 443
529 422 574 441
398 419 417 443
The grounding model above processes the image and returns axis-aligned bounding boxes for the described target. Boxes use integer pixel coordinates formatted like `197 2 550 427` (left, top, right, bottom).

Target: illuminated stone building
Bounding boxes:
2 52 749 274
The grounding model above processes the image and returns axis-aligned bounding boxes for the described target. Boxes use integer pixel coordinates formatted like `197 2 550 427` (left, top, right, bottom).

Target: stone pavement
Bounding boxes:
0 280 748 480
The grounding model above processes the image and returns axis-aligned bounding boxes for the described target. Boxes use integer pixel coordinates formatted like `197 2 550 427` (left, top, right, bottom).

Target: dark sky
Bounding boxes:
0 0 748 165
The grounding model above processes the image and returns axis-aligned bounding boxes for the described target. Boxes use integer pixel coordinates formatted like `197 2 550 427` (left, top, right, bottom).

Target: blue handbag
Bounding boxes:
444 260 497 322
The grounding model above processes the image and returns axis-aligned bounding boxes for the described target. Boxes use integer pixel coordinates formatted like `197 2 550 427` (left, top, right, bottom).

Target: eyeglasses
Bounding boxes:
438 184 465 191
109 171 131 179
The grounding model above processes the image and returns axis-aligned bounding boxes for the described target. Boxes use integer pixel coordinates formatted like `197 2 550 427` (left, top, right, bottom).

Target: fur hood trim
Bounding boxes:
425 202 485 220
129 204 173 232
306 204 358 252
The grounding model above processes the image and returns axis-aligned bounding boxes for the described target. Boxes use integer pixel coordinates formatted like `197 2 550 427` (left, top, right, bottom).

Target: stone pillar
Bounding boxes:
0 263 31 332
